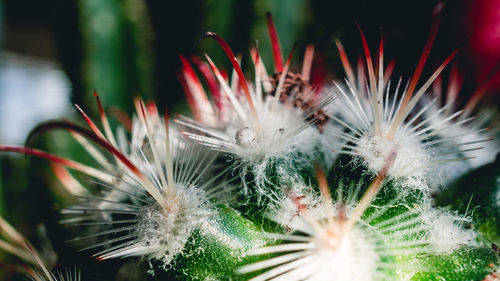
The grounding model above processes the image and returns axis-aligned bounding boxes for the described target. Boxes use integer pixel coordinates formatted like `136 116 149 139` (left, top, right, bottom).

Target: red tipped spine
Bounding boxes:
201 32 258 122
191 56 223 112
266 12 284 72
74 104 107 140
179 54 212 122
25 121 141 177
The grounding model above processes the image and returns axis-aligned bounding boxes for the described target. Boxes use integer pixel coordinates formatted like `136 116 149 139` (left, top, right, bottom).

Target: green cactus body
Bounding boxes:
172 206 270 280
403 246 498 281
323 155 497 279
364 187 498 280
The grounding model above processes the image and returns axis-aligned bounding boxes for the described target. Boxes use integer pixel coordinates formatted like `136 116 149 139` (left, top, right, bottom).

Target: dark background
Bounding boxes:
3 0 499 108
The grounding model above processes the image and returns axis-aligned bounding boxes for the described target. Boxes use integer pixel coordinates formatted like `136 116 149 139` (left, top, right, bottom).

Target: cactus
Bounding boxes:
0 6 499 281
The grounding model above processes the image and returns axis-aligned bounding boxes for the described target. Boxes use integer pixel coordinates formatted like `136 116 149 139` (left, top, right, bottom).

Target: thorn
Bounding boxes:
266 12 284 72
199 31 214 43
201 32 261 128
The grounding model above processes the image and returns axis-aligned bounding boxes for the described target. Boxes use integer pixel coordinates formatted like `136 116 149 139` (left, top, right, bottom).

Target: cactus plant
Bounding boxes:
0 6 499 281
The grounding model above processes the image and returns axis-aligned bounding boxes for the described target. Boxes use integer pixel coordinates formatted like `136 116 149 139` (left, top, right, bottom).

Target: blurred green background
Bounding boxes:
0 0 499 280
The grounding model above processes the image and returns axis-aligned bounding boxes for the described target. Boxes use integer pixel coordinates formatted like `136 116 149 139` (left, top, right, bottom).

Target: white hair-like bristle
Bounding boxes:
175 37 334 200
241 170 480 281
29 267 82 281
54 99 234 270
330 36 485 191
63 137 233 267
419 87 500 187
418 206 477 253
241 179 402 280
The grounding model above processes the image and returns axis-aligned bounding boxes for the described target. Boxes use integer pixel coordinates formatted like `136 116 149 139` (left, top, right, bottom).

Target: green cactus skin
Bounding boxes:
171 206 270 280
404 246 498 281
325 154 497 280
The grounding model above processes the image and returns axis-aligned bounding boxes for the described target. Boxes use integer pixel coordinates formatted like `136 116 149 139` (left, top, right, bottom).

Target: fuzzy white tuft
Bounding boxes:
57 99 233 270
63 137 231 267
182 96 322 163
176 45 334 199
419 207 477 253
330 38 483 190
240 177 447 280
131 185 212 265
264 181 325 231
355 122 429 181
